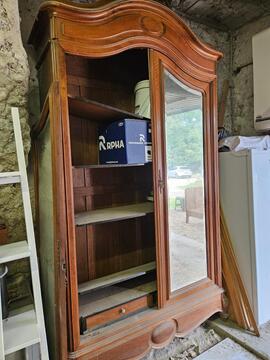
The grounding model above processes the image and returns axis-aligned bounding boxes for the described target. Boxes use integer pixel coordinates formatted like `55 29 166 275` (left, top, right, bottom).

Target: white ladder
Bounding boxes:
0 108 49 359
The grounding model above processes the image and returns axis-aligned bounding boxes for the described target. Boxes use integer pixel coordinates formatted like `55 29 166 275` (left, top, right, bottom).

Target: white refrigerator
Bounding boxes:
219 149 270 325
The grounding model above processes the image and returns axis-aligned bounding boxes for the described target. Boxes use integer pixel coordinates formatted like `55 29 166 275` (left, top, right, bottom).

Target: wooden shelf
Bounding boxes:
79 281 156 317
78 261 156 295
75 202 154 226
68 96 149 122
3 309 40 355
73 163 147 169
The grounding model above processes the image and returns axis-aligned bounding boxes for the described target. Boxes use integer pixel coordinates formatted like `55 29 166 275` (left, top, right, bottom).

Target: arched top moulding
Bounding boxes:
29 0 223 81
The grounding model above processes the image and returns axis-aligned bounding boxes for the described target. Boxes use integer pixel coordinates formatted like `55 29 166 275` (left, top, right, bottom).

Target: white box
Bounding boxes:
220 149 270 325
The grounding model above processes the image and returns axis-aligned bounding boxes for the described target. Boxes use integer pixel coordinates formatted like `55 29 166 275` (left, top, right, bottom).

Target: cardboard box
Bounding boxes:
98 119 152 164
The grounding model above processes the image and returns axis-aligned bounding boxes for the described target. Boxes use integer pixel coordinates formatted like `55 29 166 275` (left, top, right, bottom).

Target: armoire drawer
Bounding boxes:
81 294 154 333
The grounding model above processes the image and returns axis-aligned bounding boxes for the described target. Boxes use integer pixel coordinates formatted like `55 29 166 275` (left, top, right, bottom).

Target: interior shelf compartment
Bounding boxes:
78 261 156 295
75 202 154 226
79 280 156 318
68 95 150 122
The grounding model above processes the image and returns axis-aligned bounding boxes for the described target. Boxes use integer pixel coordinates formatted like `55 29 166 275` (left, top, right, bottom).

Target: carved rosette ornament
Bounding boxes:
140 16 166 37
151 320 177 347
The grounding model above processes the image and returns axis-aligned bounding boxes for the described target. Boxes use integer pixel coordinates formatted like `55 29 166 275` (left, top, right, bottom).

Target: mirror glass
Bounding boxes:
164 69 207 292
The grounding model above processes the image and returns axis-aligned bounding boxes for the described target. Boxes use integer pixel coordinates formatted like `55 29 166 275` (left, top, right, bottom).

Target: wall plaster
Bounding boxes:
0 0 31 311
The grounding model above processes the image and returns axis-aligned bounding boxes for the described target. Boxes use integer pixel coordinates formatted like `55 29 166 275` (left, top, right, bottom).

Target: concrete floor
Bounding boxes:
209 318 270 360
197 338 260 360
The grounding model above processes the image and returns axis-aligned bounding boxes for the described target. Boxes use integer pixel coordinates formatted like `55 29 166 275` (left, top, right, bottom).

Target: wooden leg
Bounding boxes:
186 212 189 224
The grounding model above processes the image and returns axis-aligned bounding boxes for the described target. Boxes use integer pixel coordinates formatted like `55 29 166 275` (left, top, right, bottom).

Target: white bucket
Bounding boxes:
134 80 150 119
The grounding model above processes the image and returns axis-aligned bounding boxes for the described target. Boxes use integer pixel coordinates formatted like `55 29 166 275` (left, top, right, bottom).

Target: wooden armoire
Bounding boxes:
29 1 223 359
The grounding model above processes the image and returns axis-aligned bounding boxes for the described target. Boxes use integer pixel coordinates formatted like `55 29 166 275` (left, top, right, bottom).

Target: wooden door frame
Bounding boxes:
149 50 221 306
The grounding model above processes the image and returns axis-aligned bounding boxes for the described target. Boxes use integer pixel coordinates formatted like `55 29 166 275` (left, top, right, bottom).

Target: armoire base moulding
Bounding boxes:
69 284 222 360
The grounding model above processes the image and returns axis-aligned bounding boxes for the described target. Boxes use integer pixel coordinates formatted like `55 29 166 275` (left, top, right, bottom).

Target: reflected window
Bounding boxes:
164 69 207 292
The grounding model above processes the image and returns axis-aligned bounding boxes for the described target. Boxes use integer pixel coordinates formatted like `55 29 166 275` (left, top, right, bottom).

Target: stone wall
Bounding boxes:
181 18 232 132
0 0 31 307
231 15 270 135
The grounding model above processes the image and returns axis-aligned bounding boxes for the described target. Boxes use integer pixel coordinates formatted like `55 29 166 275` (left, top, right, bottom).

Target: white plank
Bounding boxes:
75 202 154 226
78 262 156 294
0 241 30 264
25 343 41 360
0 171 20 185
3 309 40 355
79 281 156 317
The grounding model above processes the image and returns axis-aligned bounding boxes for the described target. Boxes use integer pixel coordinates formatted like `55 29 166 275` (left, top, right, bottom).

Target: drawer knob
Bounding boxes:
119 307 126 314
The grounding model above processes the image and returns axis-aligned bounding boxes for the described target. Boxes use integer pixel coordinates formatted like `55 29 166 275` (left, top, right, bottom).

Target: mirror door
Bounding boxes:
163 69 207 294
149 50 215 305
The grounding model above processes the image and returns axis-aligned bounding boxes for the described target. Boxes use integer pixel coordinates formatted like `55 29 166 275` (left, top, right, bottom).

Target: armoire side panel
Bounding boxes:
37 118 58 359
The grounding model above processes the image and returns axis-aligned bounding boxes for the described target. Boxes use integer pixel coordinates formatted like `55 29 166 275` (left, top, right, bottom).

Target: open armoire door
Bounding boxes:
29 1 223 359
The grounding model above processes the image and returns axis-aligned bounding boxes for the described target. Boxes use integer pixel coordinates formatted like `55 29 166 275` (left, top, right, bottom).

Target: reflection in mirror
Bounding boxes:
164 69 207 293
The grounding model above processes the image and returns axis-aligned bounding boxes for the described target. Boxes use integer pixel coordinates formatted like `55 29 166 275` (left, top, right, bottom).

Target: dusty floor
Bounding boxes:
143 318 269 360
143 325 222 360
196 338 261 360
210 318 270 359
